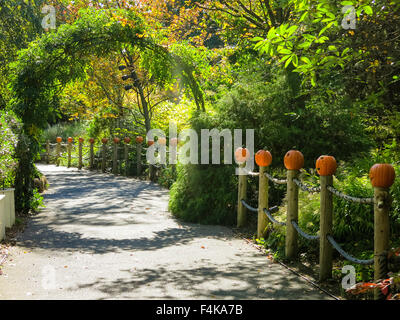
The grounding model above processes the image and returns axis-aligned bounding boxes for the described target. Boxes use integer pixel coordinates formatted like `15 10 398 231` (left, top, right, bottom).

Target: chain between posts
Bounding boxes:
263 207 286 226
240 199 258 212
326 235 374 265
291 221 320 240
264 172 287 185
327 186 373 204
293 178 321 193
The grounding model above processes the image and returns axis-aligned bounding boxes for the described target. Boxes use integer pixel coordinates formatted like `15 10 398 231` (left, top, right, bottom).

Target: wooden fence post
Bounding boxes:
46 140 50 164
113 138 120 175
136 136 143 176
256 150 272 239
124 137 131 176
56 137 62 166
89 138 94 170
317 155 337 282
284 150 304 260
67 137 72 168
370 163 395 300
237 163 247 228
258 165 269 239
101 138 108 173
78 138 83 170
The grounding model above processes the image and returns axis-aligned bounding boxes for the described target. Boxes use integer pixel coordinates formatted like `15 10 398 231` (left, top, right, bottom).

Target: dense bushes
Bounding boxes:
0 110 20 188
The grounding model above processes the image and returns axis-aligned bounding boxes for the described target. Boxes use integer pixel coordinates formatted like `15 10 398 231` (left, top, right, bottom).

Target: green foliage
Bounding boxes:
41 121 87 143
215 65 371 168
0 110 21 188
169 163 237 225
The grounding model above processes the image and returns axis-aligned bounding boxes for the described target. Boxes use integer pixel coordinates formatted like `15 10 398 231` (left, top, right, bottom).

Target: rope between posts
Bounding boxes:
248 172 260 177
291 221 319 240
240 199 258 212
293 178 321 193
327 235 374 265
327 186 373 204
264 172 287 185
263 207 286 226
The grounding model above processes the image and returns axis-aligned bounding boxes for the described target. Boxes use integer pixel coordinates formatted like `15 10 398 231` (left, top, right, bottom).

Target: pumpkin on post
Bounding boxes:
235 147 250 164
235 147 250 228
124 137 131 144
67 137 73 144
369 163 395 299
148 140 154 147
158 137 167 145
316 155 337 176
284 150 304 170
56 137 62 143
136 136 144 144
255 149 272 167
316 154 335 281
284 150 303 260
101 138 108 144
89 138 95 144
255 149 272 239
113 137 120 144
170 137 179 146
370 164 396 188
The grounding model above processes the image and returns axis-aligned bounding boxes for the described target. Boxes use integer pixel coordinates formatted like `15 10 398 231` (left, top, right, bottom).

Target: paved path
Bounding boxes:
0 165 331 300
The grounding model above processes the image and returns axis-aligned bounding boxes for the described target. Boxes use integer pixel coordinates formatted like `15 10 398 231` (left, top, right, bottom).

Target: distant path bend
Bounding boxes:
0 164 331 300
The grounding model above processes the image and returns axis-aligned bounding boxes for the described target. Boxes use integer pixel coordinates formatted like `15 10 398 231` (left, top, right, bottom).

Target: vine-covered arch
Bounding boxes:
9 8 204 213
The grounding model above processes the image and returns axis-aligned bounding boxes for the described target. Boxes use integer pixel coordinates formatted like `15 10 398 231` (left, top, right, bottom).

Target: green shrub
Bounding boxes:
41 121 87 143
169 163 237 225
0 110 20 188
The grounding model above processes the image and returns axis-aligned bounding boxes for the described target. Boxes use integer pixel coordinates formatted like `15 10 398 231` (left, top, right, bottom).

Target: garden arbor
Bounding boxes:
9 9 204 214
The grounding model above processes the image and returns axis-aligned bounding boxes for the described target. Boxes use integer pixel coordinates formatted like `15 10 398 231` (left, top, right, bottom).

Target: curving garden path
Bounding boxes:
0 164 332 299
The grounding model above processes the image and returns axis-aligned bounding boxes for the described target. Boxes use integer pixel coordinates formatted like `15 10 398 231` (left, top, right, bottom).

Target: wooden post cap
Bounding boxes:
370 164 395 188
255 150 272 167
316 155 337 176
284 150 304 170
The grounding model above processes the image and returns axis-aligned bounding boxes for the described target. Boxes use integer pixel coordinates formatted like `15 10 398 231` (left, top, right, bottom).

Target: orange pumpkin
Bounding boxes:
78 137 84 143
136 136 144 144
124 137 131 144
158 137 167 145
316 155 337 176
170 137 179 146
101 138 108 144
235 147 250 163
148 140 154 146
255 150 272 167
369 164 395 188
284 150 304 170
56 137 62 143
89 138 95 144
113 137 120 144
67 137 73 143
